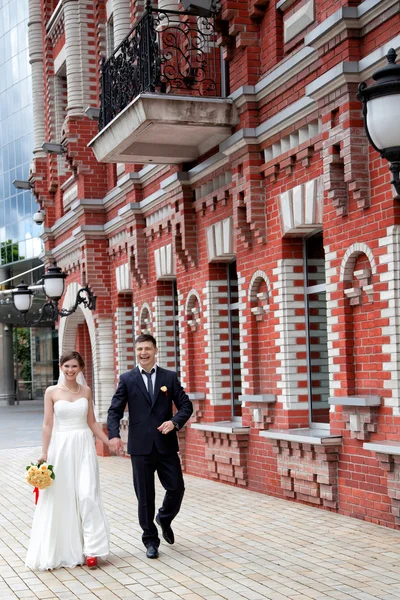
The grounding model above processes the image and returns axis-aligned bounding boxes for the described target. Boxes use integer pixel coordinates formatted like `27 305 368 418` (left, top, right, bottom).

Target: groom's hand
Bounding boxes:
109 437 124 454
157 420 175 434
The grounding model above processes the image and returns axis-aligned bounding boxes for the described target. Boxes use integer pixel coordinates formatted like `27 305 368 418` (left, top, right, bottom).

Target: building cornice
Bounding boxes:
229 0 398 111
305 0 399 50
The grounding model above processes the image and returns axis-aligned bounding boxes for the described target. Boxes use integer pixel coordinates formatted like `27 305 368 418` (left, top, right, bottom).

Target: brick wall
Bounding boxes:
30 0 400 528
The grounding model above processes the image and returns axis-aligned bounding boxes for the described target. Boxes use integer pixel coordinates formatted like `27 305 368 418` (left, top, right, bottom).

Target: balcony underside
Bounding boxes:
89 94 237 164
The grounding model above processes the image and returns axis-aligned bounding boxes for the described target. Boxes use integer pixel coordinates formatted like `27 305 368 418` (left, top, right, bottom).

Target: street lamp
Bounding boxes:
357 48 400 197
41 142 67 155
12 282 34 313
13 180 34 190
11 263 96 325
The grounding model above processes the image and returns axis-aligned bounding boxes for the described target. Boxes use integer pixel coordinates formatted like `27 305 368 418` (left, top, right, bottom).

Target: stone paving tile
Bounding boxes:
1 447 400 599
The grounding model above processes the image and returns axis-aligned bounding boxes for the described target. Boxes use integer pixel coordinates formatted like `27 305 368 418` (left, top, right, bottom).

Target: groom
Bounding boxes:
107 334 193 558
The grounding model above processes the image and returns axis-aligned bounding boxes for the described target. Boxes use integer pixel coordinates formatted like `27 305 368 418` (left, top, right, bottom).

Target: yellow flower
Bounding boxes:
40 464 48 472
160 386 167 393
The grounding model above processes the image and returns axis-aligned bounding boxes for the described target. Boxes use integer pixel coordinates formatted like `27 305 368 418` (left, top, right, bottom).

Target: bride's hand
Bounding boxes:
38 454 47 464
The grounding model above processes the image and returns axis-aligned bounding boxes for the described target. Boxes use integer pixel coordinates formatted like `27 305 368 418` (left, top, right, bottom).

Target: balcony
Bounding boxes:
89 3 237 164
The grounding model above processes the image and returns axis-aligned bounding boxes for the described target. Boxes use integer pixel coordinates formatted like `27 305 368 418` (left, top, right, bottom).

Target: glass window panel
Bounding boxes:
304 232 329 425
308 290 330 424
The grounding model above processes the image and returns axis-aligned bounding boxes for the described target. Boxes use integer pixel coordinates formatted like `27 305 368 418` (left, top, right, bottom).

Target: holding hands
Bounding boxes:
108 437 125 454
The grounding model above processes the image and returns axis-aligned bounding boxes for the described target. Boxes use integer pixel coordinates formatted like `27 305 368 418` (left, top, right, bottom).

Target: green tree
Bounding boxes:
14 328 32 392
0 240 24 265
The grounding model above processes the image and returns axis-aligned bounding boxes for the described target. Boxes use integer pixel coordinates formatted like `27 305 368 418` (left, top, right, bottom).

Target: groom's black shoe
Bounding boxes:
156 514 174 545
146 545 159 559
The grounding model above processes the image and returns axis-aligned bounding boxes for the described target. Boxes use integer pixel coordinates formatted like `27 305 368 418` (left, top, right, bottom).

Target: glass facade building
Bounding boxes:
0 0 55 406
0 0 42 265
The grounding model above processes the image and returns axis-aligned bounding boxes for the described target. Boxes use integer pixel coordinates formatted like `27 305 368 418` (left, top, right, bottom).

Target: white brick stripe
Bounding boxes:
115 307 134 377
273 259 307 409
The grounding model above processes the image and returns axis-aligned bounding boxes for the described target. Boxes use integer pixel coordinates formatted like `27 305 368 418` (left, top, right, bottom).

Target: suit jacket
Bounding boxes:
107 365 193 455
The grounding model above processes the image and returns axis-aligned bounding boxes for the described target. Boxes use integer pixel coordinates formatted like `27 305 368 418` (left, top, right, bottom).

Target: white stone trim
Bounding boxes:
379 226 400 413
279 177 323 236
153 294 178 370
116 262 130 292
115 306 134 377
155 244 175 280
203 280 231 405
207 217 235 262
284 0 314 43
273 259 308 409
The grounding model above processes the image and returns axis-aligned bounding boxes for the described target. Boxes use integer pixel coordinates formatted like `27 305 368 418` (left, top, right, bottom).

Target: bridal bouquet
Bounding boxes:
26 461 55 504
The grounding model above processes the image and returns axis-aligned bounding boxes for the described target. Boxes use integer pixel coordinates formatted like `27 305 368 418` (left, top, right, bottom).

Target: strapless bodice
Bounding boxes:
53 397 89 432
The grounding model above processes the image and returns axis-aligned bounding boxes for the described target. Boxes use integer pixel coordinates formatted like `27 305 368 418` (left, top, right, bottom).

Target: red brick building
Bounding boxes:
28 0 400 528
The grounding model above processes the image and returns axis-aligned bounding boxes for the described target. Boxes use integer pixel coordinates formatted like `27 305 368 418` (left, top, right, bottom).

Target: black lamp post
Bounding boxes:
12 263 96 325
357 48 400 197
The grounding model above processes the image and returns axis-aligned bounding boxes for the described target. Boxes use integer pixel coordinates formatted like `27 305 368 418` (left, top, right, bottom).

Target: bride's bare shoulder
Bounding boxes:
44 385 59 400
81 383 92 394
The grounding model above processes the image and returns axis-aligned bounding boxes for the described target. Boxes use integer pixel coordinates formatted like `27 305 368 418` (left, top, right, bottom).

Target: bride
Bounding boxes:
25 351 111 571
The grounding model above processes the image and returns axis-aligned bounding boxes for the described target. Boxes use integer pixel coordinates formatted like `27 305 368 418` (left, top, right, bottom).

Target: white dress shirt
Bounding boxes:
140 363 157 391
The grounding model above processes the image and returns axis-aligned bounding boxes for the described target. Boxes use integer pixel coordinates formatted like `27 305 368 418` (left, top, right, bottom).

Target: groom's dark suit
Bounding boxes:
107 365 193 548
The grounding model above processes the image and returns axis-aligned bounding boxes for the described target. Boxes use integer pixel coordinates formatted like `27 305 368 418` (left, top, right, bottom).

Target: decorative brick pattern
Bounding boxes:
379 227 400 415
273 440 340 508
322 93 370 215
375 453 400 526
203 280 239 407
341 406 379 441
241 396 275 430
115 306 134 378
153 294 179 371
203 432 249 486
273 259 308 410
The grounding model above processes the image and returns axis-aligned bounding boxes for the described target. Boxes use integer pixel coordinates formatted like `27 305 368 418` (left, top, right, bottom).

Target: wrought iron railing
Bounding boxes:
99 1 221 129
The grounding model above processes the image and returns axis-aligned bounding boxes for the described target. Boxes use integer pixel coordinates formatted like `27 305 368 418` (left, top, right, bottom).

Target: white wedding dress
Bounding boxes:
26 398 110 571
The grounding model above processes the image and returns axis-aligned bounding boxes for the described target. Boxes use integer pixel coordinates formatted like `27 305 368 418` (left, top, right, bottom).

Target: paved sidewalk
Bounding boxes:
0 402 44 449
1 447 400 600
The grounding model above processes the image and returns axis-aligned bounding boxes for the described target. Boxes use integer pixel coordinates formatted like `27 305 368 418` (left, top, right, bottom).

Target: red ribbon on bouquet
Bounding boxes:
33 487 39 504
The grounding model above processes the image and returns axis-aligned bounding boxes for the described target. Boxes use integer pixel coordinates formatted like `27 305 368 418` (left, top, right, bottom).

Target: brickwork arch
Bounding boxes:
248 269 272 303
340 243 377 282
139 303 153 334
58 282 114 422
58 282 96 355
185 289 202 331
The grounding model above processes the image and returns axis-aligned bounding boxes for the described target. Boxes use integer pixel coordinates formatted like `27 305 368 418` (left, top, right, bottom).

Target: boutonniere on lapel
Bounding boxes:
160 386 168 396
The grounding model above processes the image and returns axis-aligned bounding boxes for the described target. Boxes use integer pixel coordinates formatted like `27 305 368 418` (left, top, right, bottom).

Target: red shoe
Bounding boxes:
86 556 97 568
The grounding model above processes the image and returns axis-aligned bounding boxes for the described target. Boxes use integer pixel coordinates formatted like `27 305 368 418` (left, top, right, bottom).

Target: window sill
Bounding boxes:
191 419 250 434
364 441 400 455
329 395 381 407
260 428 342 445
239 394 276 404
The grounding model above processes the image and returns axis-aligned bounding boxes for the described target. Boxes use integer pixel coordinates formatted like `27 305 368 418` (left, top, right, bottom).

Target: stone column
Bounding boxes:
0 324 14 406
0 266 14 406
64 0 84 115
28 0 47 157
113 0 131 49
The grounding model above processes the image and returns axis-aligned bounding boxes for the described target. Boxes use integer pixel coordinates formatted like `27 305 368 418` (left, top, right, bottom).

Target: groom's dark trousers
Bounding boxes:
107 366 193 548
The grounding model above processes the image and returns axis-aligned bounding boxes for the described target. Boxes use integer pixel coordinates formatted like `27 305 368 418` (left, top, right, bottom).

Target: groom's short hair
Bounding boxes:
135 333 157 347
